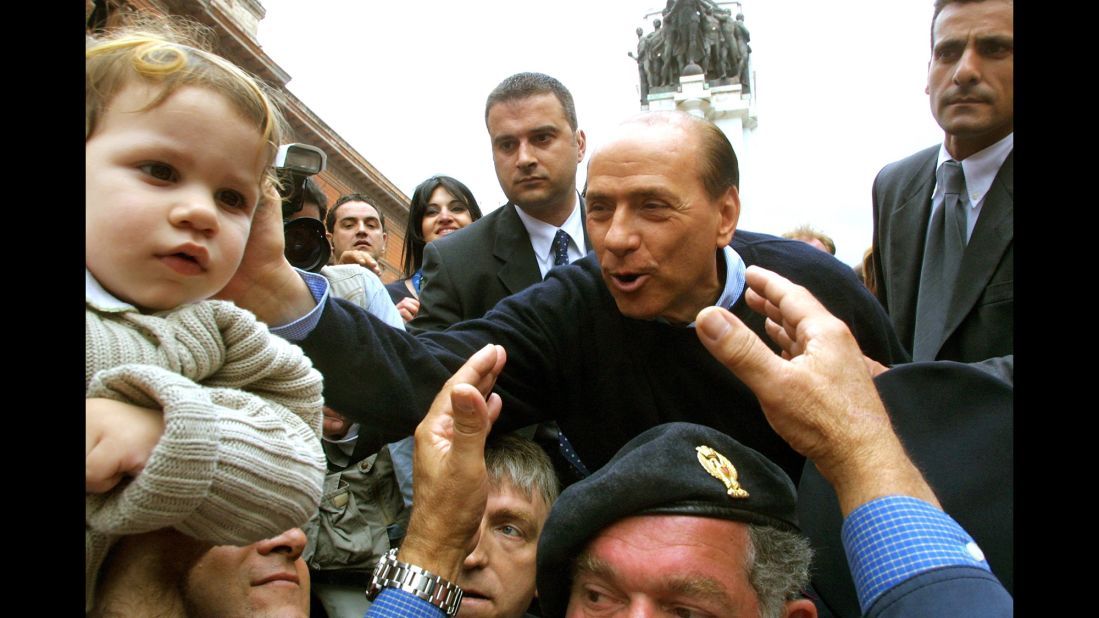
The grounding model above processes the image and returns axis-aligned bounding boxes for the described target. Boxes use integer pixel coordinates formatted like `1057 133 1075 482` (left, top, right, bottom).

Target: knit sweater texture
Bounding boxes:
85 295 326 610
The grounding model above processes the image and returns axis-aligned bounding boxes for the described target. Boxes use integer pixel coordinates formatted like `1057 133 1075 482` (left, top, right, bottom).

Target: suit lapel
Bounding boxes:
940 151 1013 351
493 203 542 295
888 150 938 341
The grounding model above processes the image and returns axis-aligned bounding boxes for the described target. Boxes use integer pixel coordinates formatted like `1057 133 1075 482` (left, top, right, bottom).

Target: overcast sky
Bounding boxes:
257 0 943 267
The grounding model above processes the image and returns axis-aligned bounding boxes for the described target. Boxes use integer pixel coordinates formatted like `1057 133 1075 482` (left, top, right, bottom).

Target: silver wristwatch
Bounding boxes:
365 548 464 616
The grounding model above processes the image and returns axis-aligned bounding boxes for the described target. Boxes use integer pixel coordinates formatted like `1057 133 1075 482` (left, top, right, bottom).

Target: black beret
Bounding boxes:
535 422 799 618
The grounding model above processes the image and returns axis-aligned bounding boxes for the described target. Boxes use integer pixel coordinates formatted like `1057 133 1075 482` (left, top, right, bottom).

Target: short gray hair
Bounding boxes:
746 525 814 618
485 433 560 510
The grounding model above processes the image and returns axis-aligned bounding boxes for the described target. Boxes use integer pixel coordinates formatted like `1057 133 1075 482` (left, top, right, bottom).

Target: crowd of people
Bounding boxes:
86 0 1013 615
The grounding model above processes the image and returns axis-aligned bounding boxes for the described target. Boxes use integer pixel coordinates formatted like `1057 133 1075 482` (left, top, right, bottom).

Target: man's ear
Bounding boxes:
575 129 587 163
715 185 740 247
782 598 817 618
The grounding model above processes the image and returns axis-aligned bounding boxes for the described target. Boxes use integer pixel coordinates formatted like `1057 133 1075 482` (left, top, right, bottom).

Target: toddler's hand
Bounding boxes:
86 398 165 493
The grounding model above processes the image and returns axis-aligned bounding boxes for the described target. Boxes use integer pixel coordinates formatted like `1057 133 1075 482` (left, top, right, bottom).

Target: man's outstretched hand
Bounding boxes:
399 343 507 580
695 266 938 515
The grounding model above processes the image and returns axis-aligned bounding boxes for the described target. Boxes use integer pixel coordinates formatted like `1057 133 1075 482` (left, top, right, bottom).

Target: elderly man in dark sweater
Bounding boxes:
221 111 907 486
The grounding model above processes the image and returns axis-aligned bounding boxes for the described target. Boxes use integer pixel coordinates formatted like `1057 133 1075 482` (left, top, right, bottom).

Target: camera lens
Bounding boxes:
283 218 331 272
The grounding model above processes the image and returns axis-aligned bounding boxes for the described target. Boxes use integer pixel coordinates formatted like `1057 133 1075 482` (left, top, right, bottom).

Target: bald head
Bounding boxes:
592 112 740 200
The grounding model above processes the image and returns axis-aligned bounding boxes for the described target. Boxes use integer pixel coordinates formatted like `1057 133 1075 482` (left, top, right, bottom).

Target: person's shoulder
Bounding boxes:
877 144 939 179
733 230 857 285
997 149 1013 189
733 229 829 261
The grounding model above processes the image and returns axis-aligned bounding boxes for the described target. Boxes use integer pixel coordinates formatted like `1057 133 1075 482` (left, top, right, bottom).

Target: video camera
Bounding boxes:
275 143 330 272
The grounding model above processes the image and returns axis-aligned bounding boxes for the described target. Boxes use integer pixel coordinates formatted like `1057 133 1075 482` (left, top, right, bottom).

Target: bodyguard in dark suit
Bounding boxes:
412 72 589 332
800 2 1015 615
871 0 1013 382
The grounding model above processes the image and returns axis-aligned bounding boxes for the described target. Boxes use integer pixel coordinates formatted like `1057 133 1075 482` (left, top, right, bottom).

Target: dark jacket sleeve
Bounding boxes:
299 271 582 450
866 566 1012 618
297 297 457 451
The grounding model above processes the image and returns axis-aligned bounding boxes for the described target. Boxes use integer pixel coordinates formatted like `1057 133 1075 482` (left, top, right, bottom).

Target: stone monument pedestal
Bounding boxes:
645 72 756 160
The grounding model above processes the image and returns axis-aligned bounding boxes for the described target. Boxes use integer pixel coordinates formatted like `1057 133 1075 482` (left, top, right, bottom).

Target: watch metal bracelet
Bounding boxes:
366 548 465 616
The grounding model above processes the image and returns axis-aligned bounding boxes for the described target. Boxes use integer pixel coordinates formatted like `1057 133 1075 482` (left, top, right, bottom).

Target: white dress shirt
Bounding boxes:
932 133 1013 242
514 193 588 278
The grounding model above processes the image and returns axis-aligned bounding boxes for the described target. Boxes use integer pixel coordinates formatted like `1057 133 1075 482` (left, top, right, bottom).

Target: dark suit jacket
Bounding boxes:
871 146 1013 375
411 199 588 332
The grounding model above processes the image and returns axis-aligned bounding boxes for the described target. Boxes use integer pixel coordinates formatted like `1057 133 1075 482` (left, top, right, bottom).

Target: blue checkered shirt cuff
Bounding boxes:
269 268 329 342
842 495 991 614
365 588 444 618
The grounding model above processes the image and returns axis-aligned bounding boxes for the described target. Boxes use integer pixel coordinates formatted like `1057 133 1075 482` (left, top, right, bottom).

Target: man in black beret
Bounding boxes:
362 267 1011 618
535 422 816 618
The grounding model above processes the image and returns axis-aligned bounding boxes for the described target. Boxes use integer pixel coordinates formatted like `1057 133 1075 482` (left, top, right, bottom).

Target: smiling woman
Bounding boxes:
385 175 483 321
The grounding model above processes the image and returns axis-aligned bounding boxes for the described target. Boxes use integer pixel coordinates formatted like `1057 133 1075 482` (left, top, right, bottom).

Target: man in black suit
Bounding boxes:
411 72 588 332
871 0 1013 382
799 2 1015 614
410 72 590 481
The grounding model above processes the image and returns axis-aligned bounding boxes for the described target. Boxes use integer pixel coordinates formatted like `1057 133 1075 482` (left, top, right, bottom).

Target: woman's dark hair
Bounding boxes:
401 175 483 278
